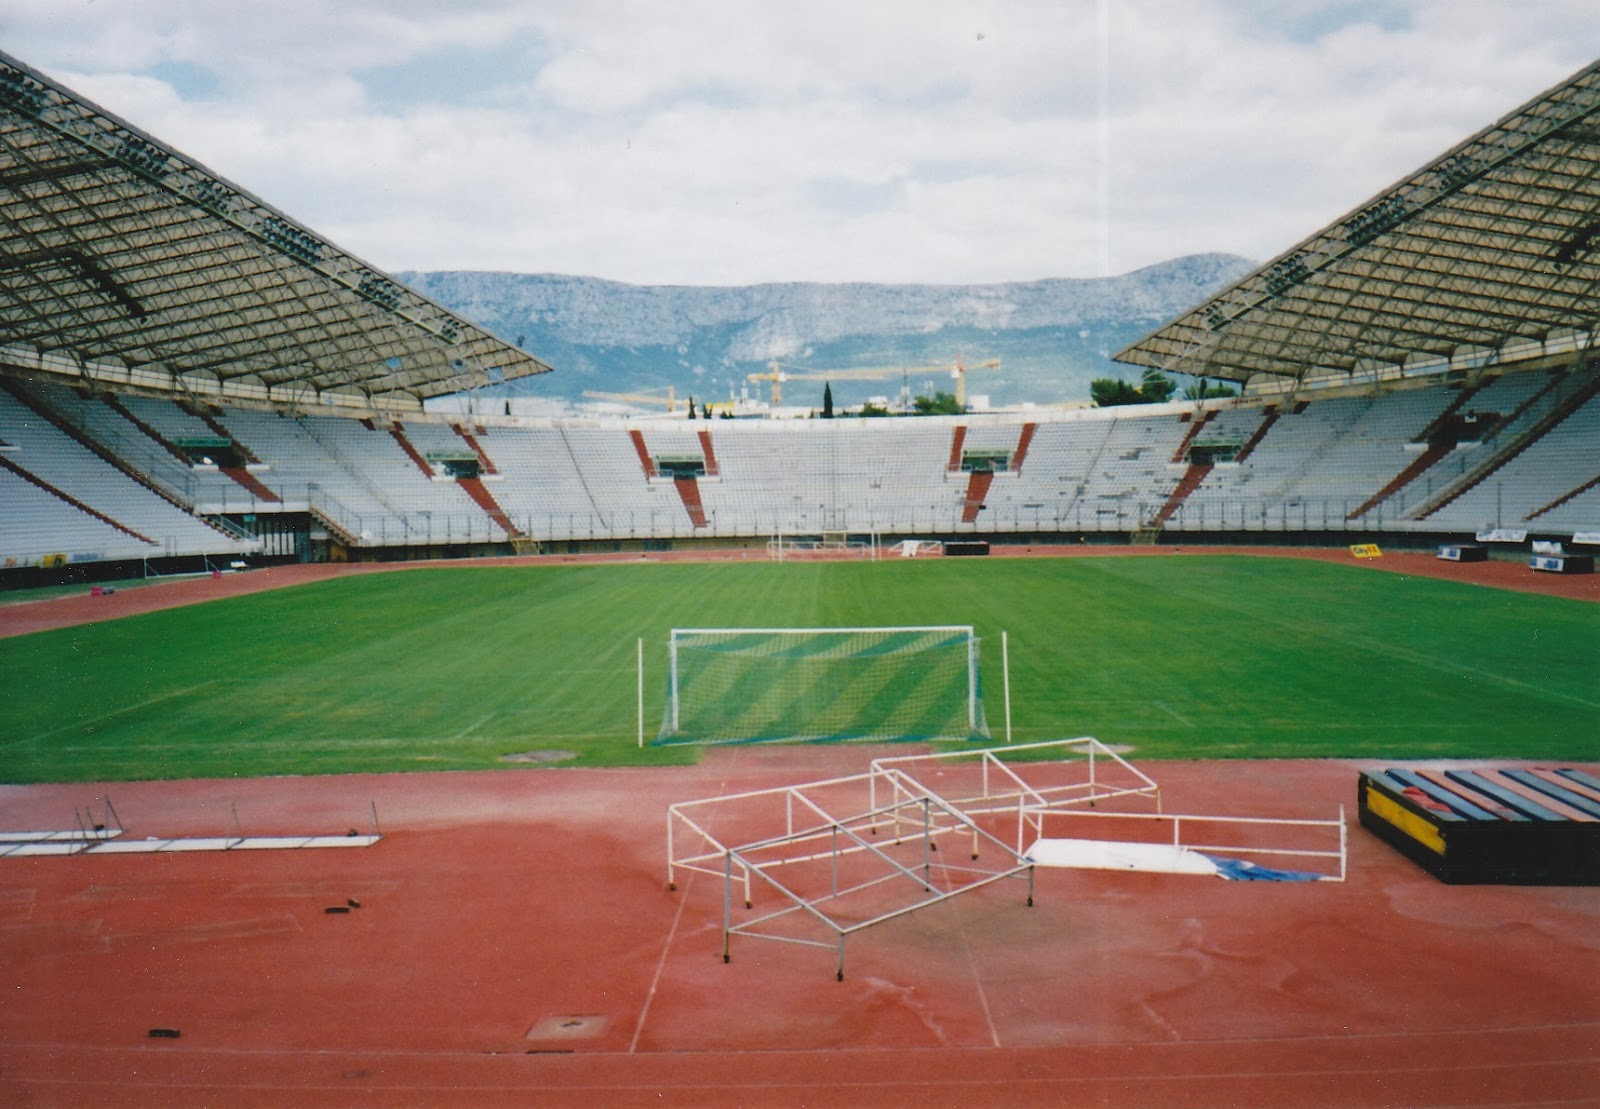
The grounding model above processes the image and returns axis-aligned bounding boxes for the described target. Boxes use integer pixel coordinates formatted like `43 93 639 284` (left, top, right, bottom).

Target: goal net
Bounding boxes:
656 626 989 745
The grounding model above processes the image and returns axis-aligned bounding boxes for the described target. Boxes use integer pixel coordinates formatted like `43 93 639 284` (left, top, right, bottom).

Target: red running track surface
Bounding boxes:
2 753 1597 1107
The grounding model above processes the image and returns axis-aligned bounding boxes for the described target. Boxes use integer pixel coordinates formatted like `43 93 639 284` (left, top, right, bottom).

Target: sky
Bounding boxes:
4 1 1598 287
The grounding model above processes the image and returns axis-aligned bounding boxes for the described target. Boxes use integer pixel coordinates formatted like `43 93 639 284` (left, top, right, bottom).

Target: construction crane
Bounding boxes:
948 356 1001 408
581 386 678 413
745 363 788 407
750 359 999 409
747 362 876 408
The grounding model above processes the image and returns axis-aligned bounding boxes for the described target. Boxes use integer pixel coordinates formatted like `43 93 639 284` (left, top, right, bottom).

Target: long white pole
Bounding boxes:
1002 630 1012 744
968 633 978 733
637 637 644 748
669 632 680 734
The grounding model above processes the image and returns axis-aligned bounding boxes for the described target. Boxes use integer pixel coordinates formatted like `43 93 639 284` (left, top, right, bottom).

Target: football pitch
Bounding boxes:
2 554 1596 783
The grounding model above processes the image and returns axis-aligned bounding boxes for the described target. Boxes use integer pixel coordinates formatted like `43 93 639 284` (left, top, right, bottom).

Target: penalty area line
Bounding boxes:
3 679 223 748
630 765 736 1054
1153 700 1193 726
449 711 497 740
932 853 1002 1048
629 859 695 1054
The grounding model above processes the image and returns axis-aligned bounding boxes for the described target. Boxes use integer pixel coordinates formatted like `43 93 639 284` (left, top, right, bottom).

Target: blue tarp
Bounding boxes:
1202 855 1323 882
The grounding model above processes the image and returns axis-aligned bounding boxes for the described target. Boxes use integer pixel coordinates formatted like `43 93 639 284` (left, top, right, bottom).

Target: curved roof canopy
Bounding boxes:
1118 58 1600 386
0 50 551 407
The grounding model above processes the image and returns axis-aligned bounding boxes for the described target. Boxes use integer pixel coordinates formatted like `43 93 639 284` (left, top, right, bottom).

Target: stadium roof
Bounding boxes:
1117 58 1600 387
0 50 551 409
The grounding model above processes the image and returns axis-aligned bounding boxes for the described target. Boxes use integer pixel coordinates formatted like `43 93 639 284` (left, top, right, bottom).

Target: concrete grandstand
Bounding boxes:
2 49 1598 575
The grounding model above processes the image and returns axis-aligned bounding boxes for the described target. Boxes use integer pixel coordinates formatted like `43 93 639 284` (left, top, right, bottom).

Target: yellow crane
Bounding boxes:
948 356 1001 408
747 362 872 408
581 386 679 413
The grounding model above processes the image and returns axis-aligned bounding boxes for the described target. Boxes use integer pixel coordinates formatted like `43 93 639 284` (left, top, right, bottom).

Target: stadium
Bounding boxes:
2 42 1598 1109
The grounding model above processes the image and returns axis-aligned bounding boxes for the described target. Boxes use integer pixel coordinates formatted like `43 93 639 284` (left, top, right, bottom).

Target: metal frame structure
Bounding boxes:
0 49 549 411
1117 59 1600 389
670 768 916 907
870 737 1163 848
1026 807 1348 882
667 738 1158 902
668 740 1345 975
720 788 1034 981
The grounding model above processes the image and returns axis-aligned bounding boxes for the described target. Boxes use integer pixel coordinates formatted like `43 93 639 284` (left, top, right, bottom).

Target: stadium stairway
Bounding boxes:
0 453 156 545
673 475 709 527
961 470 994 523
629 429 656 477
176 399 263 463
1347 381 1493 519
101 394 192 467
1347 443 1453 519
103 393 281 502
219 466 280 503
947 425 967 472
1233 405 1280 461
1 378 237 540
450 424 499 474
388 423 435 478
455 477 522 538
1417 368 1600 521
1154 462 1214 525
1169 409 1215 463
1012 422 1037 472
1527 471 1600 521
698 428 719 476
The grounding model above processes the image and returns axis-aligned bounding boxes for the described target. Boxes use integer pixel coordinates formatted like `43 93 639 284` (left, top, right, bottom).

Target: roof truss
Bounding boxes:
0 50 551 407
1117 59 1600 385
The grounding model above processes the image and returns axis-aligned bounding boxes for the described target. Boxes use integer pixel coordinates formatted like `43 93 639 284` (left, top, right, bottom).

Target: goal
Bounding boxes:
656 626 989 745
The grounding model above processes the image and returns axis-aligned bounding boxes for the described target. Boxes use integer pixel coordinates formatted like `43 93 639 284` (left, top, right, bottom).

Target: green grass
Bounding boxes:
1 555 1596 782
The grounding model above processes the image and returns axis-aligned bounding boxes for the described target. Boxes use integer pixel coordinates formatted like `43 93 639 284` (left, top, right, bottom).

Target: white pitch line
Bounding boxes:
933 853 1002 1048
1153 700 1193 726
631 766 738 1054
4 679 222 748
629 865 695 1054
450 711 498 740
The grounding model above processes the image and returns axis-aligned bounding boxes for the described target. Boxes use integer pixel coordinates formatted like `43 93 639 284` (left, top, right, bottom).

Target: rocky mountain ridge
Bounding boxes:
400 253 1254 410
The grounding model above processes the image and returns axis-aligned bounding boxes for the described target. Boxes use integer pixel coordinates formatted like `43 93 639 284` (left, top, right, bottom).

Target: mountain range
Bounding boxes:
399 253 1254 412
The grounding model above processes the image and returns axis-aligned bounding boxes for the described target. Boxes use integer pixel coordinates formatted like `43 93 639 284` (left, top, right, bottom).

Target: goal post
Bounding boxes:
656 625 990 745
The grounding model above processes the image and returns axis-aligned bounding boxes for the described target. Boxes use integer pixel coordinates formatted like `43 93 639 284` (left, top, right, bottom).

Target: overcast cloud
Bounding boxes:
4 1 1597 285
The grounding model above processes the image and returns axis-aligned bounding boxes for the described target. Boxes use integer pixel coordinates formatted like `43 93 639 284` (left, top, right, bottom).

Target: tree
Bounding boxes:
911 390 965 416
1089 378 1143 407
685 395 696 419
821 382 834 419
1088 371 1178 408
1139 369 1177 403
858 400 892 418
1183 378 1239 401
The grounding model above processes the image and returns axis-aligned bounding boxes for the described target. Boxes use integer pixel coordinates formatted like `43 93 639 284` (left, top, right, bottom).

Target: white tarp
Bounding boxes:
1025 837 1220 876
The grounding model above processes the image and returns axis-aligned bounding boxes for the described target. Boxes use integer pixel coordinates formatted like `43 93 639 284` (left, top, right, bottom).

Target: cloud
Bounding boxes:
3 0 1597 284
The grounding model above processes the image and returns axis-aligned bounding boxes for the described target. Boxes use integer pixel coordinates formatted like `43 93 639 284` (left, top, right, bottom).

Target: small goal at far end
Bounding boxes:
654 625 996 745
